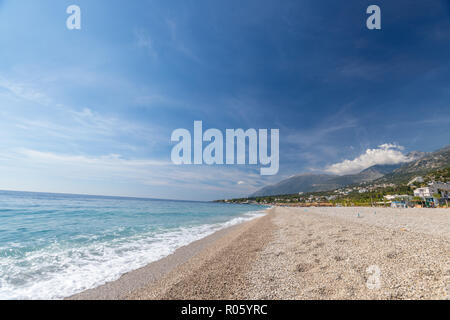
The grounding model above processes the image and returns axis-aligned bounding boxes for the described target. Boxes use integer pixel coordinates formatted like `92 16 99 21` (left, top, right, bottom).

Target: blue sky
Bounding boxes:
0 0 449 200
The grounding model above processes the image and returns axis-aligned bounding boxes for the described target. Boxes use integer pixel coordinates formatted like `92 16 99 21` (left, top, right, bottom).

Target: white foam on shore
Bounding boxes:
0 209 267 300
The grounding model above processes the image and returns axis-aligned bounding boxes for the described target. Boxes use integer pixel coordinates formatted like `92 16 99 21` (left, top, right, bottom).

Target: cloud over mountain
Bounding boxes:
325 144 413 175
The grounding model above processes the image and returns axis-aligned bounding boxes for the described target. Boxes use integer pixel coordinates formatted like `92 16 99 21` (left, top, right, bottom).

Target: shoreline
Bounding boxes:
68 207 273 300
71 206 449 300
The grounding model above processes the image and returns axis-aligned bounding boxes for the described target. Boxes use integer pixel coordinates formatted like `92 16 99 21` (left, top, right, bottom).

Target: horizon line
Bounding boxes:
0 188 208 203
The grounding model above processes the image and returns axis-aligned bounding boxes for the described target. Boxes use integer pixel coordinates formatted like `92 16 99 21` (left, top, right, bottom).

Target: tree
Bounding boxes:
432 193 441 207
413 196 425 207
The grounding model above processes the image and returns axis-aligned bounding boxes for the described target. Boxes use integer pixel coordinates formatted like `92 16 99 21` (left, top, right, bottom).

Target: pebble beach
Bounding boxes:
71 206 450 300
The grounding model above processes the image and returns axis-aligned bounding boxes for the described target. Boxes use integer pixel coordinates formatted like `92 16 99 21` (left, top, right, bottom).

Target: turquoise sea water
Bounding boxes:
0 190 267 300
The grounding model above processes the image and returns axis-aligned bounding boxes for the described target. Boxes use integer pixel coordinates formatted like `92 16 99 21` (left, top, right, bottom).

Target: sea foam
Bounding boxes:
0 191 266 300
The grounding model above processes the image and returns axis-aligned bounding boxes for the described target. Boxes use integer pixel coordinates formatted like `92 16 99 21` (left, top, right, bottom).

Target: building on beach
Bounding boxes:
391 201 408 208
413 182 450 207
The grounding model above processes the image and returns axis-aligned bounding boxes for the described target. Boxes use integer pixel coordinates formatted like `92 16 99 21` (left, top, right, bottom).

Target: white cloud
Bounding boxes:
164 18 202 64
0 148 272 200
0 77 51 106
134 29 158 59
286 116 358 148
325 143 412 175
0 76 170 149
18 149 169 168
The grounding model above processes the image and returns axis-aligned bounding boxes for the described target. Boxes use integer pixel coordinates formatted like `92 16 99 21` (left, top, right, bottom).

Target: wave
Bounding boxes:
0 209 266 300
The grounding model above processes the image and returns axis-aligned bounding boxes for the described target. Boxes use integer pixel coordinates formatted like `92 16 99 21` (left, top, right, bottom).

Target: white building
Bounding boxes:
414 187 434 198
431 182 450 198
384 194 411 201
414 182 450 199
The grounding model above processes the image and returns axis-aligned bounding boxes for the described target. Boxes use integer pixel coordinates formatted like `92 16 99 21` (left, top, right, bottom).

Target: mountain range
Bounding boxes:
250 146 449 197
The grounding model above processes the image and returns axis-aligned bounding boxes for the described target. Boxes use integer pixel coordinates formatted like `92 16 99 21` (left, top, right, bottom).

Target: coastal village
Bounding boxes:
220 168 450 208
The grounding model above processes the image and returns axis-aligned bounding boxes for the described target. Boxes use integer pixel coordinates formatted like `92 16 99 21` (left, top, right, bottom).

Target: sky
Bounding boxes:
0 0 449 201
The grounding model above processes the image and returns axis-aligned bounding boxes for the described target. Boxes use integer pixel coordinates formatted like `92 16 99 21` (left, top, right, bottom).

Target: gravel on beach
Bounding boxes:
74 206 450 300
247 207 449 299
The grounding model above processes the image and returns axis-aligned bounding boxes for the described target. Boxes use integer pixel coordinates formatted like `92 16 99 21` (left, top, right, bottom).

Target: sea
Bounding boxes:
0 190 267 300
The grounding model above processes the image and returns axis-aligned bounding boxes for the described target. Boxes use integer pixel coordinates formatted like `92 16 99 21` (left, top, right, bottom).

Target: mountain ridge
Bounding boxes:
250 163 402 197
250 146 449 197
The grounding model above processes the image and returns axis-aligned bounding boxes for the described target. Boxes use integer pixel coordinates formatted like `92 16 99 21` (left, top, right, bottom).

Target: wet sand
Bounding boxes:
68 217 263 300
71 207 450 300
